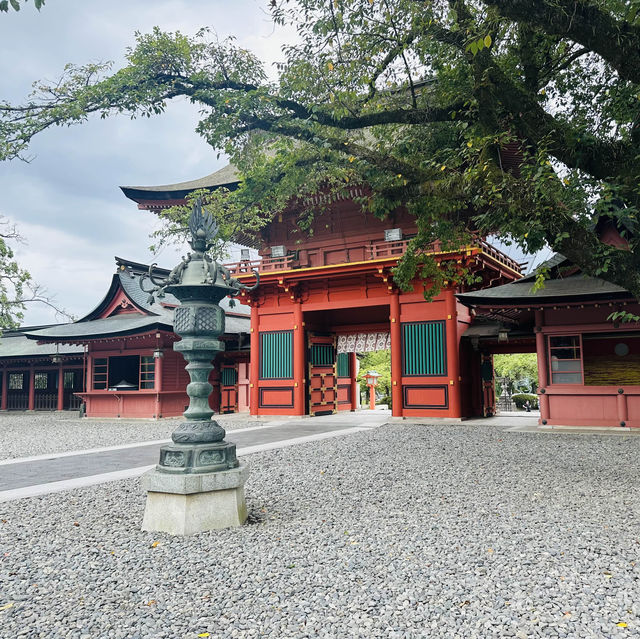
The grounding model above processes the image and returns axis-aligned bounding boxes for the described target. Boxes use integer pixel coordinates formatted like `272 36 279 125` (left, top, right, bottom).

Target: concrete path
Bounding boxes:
0 410 390 502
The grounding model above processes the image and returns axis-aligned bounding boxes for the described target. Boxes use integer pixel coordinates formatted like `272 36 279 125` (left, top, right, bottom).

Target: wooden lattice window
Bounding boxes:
259 331 293 379
221 367 238 386
63 371 75 389
139 356 155 389
402 321 447 376
93 358 108 390
336 353 351 377
8 373 24 390
34 373 48 390
310 343 334 367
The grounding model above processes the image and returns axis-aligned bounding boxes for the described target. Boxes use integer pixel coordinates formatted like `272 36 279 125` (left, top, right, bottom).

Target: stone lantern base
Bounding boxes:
141 464 249 535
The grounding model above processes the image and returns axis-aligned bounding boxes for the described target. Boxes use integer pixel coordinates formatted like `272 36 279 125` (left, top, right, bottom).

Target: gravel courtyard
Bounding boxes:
0 412 265 461
2 423 640 638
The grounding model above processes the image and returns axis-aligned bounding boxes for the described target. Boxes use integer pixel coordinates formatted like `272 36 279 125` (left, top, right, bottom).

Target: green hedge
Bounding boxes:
511 393 539 409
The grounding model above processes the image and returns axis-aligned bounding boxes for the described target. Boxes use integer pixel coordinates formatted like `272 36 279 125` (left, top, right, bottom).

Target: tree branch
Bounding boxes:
482 0 640 83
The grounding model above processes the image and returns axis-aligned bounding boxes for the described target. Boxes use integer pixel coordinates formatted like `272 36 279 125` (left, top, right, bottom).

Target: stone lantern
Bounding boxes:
139 199 259 535
363 370 381 411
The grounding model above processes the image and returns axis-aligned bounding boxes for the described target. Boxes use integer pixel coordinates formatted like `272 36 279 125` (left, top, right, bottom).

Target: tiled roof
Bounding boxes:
0 332 83 358
458 273 629 305
25 305 251 342
25 315 174 342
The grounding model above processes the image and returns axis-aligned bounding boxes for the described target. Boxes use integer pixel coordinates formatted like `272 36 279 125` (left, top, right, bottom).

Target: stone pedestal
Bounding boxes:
142 464 249 535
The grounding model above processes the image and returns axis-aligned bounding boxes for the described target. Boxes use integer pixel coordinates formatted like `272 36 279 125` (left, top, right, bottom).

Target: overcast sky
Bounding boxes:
0 0 293 326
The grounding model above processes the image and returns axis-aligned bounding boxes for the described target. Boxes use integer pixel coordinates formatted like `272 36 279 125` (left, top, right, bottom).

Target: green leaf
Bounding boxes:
484 34 492 48
470 41 478 55
9 0 19 10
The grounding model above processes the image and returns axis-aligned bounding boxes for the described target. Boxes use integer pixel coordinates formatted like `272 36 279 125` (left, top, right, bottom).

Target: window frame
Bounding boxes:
34 372 49 391
139 356 156 390
92 357 109 390
548 334 583 385
8 372 24 390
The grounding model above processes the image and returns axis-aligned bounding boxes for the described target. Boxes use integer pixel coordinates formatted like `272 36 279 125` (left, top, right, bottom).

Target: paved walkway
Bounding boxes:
0 411 390 502
3 409 634 503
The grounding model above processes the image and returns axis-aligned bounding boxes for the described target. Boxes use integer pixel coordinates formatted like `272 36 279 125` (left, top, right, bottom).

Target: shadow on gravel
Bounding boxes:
246 509 268 525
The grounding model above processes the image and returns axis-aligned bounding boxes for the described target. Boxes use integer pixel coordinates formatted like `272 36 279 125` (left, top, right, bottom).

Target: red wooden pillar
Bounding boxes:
445 289 461 417
250 304 259 416
390 292 403 417
293 302 305 416
154 352 164 419
535 310 550 424
617 391 628 426
87 354 93 391
28 364 35 411
57 363 64 411
349 352 358 411
1 369 6 410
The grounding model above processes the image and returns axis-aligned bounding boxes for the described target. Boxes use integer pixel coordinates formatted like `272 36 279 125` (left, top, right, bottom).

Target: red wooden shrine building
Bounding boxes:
122 168 523 419
0 329 84 412
458 254 640 428
10 257 251 418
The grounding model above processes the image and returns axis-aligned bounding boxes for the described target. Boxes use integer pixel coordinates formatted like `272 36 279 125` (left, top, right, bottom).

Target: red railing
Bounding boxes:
224 255 294 275
474 237 523 273
224 236 522 276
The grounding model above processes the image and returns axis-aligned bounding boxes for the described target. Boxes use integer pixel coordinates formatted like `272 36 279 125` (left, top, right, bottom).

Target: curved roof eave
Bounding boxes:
24 316 174 343
120 165 240 201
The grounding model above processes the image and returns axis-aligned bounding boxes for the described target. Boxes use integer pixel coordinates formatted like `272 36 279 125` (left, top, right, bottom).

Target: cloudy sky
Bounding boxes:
0 0 293 326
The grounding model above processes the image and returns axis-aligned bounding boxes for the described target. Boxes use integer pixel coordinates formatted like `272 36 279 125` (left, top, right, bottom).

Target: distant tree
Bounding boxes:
358 350 391 402
2 2 640 297
493 353 538 394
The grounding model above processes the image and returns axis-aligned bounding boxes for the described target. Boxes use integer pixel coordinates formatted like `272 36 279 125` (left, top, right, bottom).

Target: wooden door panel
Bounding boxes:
220 363 239 414
308 333 337 416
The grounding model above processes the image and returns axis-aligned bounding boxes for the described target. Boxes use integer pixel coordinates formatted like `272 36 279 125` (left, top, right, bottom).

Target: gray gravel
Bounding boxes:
0 412 265 461
2 423 640 638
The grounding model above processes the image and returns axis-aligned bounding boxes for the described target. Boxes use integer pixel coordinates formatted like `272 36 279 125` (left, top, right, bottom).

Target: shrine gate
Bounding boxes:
122 168 522 419
226 196 522 419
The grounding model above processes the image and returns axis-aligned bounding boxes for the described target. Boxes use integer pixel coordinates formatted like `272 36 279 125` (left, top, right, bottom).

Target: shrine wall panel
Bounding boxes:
402 385 449 409
162 351 189 391
548 394 617 421
84 393 158 418
625 395 640 422
258 312 295 331
259 387 295 409
400 298 447 322
261 201 418 256
159 392 189 417
544 305 640 327
337 382 352 411
325 249 349 265
237 362 250 412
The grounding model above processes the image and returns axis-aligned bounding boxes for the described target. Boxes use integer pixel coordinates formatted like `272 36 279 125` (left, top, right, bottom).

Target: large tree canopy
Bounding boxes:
2 0 640 295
